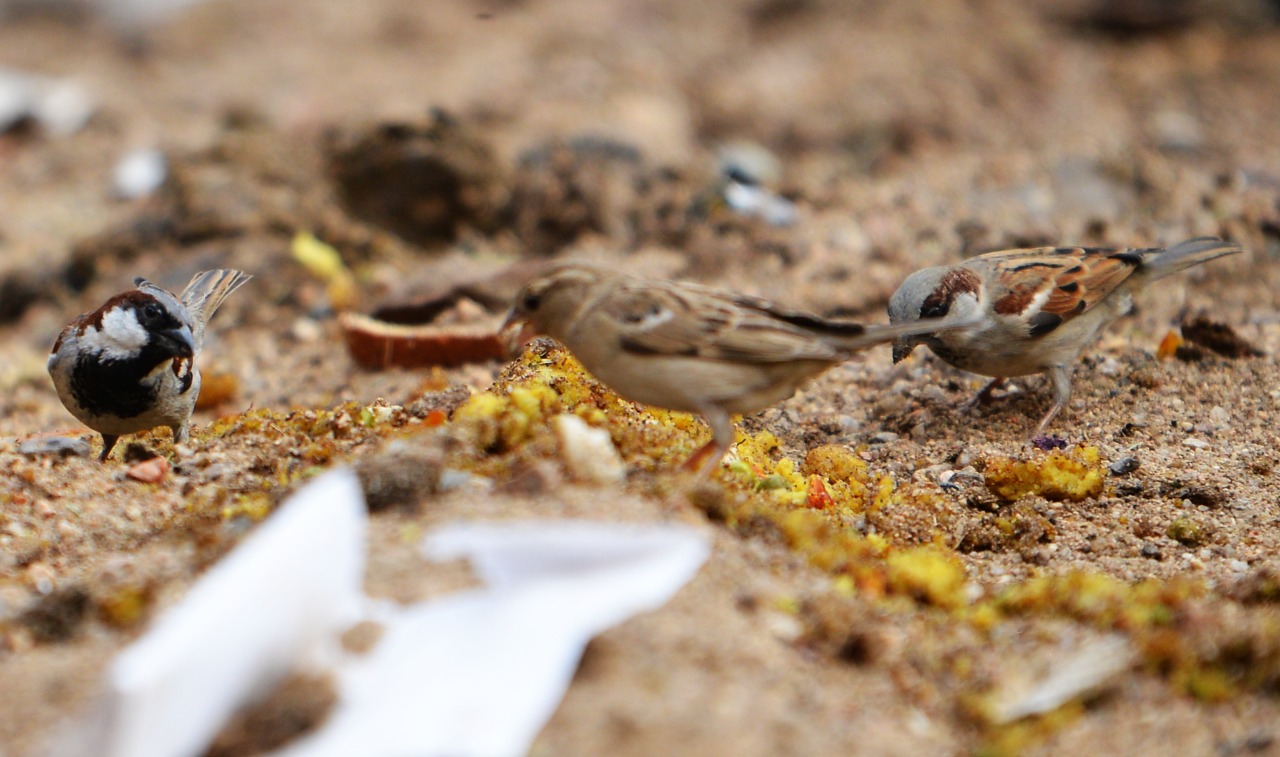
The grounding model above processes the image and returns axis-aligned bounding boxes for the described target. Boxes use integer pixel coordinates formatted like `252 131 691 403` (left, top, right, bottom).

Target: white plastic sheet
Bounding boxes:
59 470 709 757
276 521 709 757
56 469 366 757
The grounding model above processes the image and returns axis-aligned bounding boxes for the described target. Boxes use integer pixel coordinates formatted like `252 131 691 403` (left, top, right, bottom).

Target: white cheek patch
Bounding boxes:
634 306 674 331
83 308 150 359
950 292 983 323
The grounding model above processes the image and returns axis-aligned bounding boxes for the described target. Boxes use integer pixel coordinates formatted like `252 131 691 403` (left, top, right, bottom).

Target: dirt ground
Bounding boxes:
3 0 1280 755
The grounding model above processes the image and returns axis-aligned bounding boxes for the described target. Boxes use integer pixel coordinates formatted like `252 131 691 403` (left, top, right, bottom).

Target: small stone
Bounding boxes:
1097 356 1122 377
917 385 948 404
17 436 90 458
874 394 908 416
1209 406 1229 427
1141 543 1164 561
406 385 472 419
1110 457 1140 476
1167 517 1209 546
1182 437 1210 450
870 432 900 444
354 438 444 513
1151 109 1203 151
1031 435 1068 451
126 456 170 484
1229 559 1250 573
18 586 90 643
291 317 324 342
497 459 564 495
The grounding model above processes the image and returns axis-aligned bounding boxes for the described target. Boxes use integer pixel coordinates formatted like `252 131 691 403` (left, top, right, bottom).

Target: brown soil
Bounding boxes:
3 0 1280 755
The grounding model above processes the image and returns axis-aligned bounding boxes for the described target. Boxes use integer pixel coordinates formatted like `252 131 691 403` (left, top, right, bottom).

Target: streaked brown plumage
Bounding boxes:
504 263 976 475
888 237 1243 434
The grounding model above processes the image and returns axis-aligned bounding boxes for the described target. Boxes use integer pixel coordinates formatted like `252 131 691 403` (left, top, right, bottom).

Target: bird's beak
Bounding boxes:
499 310 536 357
891 339 915 365
156 325 196 359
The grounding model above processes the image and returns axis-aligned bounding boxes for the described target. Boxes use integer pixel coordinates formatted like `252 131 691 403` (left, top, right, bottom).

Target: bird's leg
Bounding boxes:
99 434 119 463
961 377 1005 413
1034 365 1073 436
681 407 734 479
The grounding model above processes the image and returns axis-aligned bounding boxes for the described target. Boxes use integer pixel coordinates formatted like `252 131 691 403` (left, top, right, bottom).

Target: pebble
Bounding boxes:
291 317 325 342
1182 437 1209 450
870 432 899 444
762 611 805 643
1097 356 1122 377
127 457 170 483
1151 109 1204 151
875 394 908 415
1229 559 1250 572
17 436 90 458
917 385 948 404
1209 406 1229 427
1109 457 1140 475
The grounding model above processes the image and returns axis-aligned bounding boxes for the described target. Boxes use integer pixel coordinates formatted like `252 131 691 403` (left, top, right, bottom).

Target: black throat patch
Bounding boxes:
69 345 176 419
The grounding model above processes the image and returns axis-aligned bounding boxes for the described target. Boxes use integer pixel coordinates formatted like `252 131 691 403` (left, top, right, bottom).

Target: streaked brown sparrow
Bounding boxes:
887 237 1242 433
504 263 975 474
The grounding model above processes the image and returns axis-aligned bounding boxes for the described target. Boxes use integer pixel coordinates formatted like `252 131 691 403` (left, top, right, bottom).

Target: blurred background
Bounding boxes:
2 2 1280 755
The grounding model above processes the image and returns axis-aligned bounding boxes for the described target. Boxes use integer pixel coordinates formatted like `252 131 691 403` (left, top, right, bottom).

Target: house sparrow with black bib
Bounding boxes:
48 269 252 461
503 263 976 475
887 236 1242 434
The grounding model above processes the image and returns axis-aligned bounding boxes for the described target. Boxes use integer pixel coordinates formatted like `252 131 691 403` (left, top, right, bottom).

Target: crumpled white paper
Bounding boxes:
53 468 367 757
57 469 709 757
275 521 710 757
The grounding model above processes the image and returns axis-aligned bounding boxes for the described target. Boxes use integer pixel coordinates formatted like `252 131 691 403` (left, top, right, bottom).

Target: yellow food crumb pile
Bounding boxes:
450 342 705 473
983 445 1105 501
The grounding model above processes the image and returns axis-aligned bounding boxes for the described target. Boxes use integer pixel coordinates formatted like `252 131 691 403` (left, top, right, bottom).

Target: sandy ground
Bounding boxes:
3 0 1280 754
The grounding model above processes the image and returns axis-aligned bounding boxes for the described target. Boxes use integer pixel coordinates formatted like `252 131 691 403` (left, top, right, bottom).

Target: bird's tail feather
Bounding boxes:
830 312 982 354
178 269 252 345
1142 236 1243 281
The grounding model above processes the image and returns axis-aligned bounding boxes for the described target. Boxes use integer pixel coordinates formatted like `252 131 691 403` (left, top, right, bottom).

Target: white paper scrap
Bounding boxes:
57 469 367 757
274 521 710 757
990 634 1137 724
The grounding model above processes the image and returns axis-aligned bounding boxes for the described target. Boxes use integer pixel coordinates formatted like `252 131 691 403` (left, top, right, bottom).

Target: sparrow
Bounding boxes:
503 263 976 475
48 269 252 461
887 236 1243 434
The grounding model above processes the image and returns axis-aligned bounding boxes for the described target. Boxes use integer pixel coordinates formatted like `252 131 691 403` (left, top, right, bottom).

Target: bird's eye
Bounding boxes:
920 300 950 319
142 302 163 322
522 292 542 312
